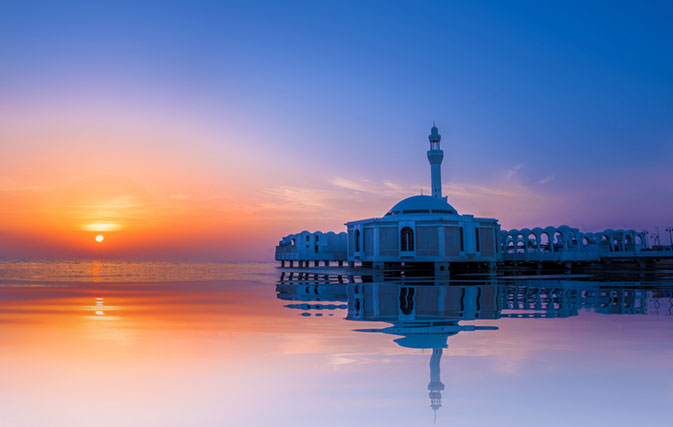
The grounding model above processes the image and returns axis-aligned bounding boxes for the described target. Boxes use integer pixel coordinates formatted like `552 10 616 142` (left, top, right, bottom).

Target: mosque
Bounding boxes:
275 124 663 272
276 124 501 273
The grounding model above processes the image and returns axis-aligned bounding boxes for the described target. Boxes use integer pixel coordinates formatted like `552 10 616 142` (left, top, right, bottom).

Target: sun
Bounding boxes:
95 234 104 243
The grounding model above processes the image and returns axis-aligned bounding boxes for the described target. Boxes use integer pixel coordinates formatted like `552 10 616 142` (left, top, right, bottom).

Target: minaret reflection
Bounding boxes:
276 272 673 421
428 348 444 422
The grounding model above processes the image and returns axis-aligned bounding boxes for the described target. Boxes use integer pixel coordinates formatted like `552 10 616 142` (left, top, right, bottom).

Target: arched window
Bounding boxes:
401 227 414 251
540 233 550 252
505 234 514 253
527 233 538 252
516 234 525 253
355 230 361 252
553 231 563 250
613 239 621 251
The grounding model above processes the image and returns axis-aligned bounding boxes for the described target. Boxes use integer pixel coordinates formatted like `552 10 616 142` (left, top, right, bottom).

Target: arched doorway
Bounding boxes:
540 233 551 252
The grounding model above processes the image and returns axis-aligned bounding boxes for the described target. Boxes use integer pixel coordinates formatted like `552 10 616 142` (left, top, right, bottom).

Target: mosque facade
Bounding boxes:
347 125 500 272
276 125 501 272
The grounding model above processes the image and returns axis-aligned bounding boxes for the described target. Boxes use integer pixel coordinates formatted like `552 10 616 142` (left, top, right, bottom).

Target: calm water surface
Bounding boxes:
1 261 672 426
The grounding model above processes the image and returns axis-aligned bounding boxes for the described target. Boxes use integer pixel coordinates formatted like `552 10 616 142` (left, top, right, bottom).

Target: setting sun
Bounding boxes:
95 234 104 243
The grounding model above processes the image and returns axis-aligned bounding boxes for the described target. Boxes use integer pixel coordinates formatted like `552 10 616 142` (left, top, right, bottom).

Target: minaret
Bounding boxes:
428 348 445 422
427 124 444 198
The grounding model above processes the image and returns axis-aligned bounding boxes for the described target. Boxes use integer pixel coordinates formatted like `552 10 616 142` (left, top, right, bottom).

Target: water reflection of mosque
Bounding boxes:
276 272 673 421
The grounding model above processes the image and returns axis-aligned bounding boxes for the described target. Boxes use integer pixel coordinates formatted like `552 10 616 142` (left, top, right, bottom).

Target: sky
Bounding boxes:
0 0 672 261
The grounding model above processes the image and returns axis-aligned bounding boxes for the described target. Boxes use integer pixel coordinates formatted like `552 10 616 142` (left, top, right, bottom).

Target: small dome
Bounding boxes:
385 195 457 216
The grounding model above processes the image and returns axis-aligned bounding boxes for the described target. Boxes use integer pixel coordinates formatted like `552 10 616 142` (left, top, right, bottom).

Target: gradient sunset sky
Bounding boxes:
1 0 671 261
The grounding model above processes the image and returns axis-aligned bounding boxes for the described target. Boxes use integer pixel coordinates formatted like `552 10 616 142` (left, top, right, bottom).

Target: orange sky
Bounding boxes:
0 104 554 260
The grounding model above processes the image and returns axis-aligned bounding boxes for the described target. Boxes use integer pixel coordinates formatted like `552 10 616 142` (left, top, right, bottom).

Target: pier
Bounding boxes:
500 225 673 272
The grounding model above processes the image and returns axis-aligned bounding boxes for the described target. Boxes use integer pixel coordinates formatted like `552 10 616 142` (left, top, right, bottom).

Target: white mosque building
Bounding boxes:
276 125 501 272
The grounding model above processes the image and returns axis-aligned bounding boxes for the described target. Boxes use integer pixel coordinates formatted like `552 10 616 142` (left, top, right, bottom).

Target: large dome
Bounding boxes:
385 195 458 216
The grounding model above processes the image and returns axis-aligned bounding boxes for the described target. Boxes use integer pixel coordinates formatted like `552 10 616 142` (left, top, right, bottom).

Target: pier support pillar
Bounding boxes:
338 260 344 267
289 260 294 268
281 260 285 268
314 260 319 267
348 261 355 268
487 262 496 272
564 261 572 274
435 262 450 276
373 261 384 270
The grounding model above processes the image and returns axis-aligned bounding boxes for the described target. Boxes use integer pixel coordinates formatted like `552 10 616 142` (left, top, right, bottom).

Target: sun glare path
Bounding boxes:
95 234 104 243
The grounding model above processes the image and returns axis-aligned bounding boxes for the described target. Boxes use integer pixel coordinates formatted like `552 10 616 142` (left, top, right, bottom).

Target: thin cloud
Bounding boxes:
505 163 523 179
264 175 568 231
329 177 373 193
263 186 332 211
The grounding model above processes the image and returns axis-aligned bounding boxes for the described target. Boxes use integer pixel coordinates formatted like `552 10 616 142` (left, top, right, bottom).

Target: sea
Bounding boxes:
0 260 671 426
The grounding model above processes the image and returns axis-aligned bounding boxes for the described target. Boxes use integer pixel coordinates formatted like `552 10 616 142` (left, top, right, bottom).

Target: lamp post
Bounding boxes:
666 227 673 250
